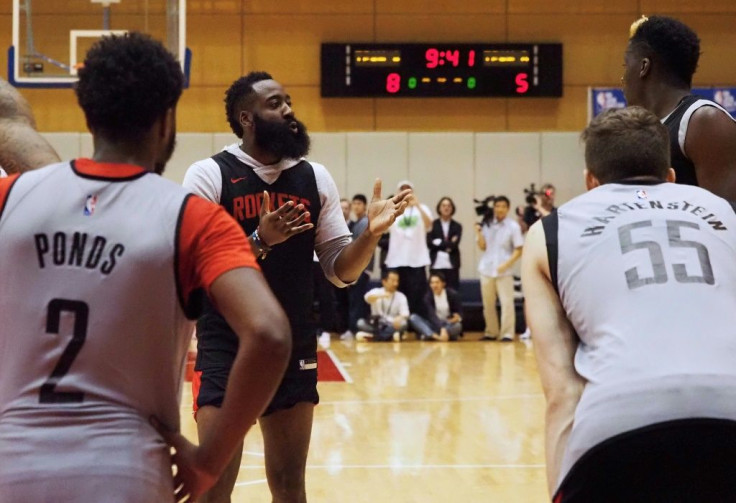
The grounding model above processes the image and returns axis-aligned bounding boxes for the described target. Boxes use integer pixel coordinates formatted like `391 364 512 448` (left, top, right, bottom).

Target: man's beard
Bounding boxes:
253 113 310 160
154 133 177 175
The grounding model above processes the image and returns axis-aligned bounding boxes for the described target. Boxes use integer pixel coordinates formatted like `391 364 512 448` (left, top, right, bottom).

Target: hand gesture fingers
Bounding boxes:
259 191 271 218
371 179 383 203
272 199 298 219
288 222 315 236
394 200 408 217
258 195 313 247
366 180 412 235
285 210 312 229
393 188 412 205
283 204 310 224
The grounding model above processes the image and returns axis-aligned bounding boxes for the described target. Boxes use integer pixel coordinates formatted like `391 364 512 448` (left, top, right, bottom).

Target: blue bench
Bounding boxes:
458 279 526 333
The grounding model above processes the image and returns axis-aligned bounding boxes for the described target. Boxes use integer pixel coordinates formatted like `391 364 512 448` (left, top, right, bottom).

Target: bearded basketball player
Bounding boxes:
183 72 410 503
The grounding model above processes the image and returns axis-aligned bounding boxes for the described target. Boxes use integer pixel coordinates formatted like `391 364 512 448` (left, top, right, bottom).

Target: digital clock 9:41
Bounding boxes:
384 47 530 95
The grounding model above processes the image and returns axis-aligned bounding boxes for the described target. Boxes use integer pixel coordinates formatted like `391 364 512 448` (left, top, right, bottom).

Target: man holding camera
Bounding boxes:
519 183 557 232
476 196 524 341
355 269 410 342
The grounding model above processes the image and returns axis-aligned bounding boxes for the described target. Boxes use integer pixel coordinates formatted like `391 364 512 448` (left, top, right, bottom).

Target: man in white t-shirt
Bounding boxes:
385 180 433 319
476 196 524 341
356 269 410 341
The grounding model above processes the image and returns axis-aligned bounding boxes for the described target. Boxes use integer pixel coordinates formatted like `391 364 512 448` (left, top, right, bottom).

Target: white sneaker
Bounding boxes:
318 331 331 348
340 330 354 340
355 331 374 342
520 328 532 340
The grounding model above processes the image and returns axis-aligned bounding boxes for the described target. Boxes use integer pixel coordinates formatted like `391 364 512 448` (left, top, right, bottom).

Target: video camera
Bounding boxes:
524 183 538 205
524 183 554 206
473 196 495 224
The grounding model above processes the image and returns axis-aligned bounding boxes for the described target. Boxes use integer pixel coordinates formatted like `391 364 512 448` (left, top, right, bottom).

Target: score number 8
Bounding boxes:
386 73 401 94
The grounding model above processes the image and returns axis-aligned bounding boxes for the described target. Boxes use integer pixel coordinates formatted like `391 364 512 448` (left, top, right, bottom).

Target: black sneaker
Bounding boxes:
480 335 498 341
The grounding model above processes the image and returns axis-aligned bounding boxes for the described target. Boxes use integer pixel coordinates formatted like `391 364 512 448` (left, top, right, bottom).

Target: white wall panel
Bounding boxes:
165 133 217 185
212 133 240 153
540 132 586 206
80 133 93 159
41 133 81 162
346 132 409 200
308 133 347 196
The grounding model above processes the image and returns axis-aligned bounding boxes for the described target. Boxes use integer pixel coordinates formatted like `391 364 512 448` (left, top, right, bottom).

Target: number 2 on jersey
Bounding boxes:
40 299 89 404
618 219 715 290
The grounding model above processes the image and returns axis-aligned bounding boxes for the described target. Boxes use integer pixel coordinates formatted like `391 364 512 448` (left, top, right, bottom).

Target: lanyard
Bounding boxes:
381 293 395 315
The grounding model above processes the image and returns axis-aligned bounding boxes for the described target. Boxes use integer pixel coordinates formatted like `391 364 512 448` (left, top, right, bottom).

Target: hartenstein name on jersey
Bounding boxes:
231 191 313 223
34 232 125 275
580 200 728 238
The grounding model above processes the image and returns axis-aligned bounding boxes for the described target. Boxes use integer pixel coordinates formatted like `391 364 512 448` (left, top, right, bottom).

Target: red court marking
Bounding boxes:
318 350 350 382
186 350 350 383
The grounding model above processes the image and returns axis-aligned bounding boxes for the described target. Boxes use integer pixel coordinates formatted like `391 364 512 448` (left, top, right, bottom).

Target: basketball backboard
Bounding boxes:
10 0 190 88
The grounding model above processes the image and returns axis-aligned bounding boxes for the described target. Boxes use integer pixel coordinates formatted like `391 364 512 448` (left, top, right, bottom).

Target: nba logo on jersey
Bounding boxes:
84 194 98 216
636 190 648 200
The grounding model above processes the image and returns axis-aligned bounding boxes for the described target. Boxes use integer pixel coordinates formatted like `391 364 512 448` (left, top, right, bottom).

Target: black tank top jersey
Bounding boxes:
662 94 712 187
196 152 322 365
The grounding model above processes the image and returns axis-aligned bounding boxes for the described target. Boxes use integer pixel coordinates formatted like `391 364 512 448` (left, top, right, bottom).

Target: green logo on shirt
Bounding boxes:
398 215 419 229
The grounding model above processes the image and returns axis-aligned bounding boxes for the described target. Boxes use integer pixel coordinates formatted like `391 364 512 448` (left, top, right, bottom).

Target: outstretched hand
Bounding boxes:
367 179 411 235
257 190 314 247
150 416 217 503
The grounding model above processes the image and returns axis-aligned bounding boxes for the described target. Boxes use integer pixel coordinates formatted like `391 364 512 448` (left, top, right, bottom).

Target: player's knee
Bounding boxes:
269 462 306 498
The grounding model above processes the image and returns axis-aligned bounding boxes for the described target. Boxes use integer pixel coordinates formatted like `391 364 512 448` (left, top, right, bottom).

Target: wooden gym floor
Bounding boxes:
180 334 549 502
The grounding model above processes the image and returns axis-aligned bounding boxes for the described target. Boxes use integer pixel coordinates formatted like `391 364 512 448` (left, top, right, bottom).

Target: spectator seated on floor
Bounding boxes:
410 272 463 341
356 269 409 342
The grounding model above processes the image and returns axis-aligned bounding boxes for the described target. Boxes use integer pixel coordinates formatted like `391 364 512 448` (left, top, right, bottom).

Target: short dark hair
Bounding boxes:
436 196 456 216
382 269 399 281
581 106 670 184
75 32 183 142
224 72 273 138
629 15 700 88
494 196 510 207
352 194 367 205
429 271 446 284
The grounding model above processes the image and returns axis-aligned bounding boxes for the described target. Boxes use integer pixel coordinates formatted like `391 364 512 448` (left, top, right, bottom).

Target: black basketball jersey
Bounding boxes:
196 152 322 363
662 94 735 187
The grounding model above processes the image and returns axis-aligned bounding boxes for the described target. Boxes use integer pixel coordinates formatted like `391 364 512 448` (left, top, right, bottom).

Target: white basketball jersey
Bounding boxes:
551 181 736 486
0 161 194 497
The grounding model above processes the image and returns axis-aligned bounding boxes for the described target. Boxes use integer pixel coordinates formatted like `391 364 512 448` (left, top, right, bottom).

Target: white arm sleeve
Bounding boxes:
182 158 222 204
311 162 352 287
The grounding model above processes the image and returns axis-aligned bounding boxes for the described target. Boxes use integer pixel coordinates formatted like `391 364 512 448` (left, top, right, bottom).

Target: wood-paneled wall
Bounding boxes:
2 1 736 132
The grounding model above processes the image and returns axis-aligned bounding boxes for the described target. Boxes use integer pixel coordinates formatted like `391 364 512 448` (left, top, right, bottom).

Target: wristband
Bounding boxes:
251 227 272 260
